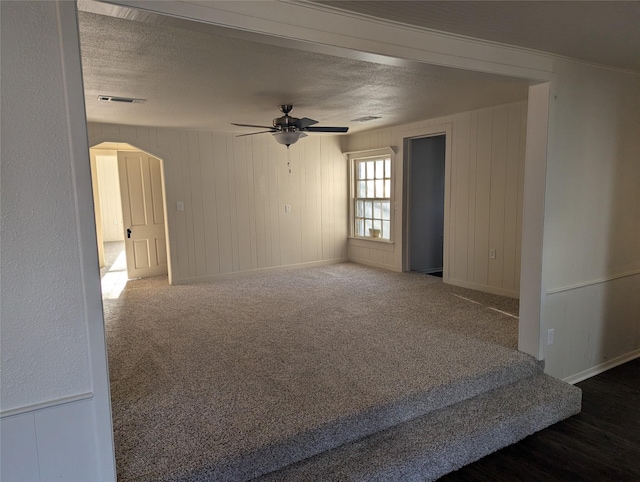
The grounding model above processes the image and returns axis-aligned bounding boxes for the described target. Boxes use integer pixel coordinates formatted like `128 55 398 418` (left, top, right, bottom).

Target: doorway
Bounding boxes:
407 135 446 276
90 144 169 298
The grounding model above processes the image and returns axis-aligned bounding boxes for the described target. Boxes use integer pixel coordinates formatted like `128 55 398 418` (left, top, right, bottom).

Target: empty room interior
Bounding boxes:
1 1 638 481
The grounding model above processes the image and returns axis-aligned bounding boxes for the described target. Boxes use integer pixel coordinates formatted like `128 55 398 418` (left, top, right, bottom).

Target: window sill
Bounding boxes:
348 237 395 252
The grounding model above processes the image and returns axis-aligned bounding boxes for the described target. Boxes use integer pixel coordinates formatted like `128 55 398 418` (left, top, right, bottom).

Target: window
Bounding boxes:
353 156 392 240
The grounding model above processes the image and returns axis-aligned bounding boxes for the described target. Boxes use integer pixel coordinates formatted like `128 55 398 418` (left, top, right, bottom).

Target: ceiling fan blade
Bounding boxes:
235 130 274 137
231 123 275 130
294 117 318 129
304 126 349 133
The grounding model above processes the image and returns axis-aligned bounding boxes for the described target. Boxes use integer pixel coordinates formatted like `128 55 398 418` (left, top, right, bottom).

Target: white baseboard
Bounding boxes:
446 278 520 299
349 257 402 272
562 349 640 385
173 258 349 284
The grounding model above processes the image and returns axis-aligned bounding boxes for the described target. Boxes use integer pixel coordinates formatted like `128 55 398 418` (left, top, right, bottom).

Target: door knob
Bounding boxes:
127 228 132 239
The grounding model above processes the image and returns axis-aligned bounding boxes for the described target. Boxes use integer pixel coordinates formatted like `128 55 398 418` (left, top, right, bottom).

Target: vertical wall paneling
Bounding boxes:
257 136 272 268
344 101 527 297
313 140 323 261
452 112 470 282
212 134 233 274
321 138 331 260
503 103 523 291
0 413 40 481
515 106 528 290
186 132 204 277
225 134 240 272
448 118 458 278
245 137 259 270
473 108 493 286
290 146 303 265
198 132 220 275
179 131 196 277
233 136 252 272
467 110 479 282
488 104 508 288
267 139 281 267
88 123 347 283
300 142 309 263
170 130 190 280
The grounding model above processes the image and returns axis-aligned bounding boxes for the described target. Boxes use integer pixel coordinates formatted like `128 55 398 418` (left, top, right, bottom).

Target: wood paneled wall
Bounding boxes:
88 124 348 283
343 101 527 298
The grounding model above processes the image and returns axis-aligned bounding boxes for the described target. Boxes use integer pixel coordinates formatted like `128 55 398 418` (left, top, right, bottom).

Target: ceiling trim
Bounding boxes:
301 1 640 75
87 0 555 82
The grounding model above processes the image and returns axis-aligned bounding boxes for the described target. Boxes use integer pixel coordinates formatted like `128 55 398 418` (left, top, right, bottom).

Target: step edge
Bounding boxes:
174 357 542 481
255 374 581 482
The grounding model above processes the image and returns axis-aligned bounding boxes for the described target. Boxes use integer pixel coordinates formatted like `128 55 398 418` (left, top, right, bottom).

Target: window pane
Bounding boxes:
382 220 390 239
358 161 366 180
373 201 382 219
366 180 375 198
375 179 384 197
382 201 390 220
353 156 392 240
376 159 384 179
367 161 375 179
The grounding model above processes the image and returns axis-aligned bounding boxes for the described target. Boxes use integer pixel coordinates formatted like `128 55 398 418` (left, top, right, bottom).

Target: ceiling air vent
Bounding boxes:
98 95 146 104
351 116 381 123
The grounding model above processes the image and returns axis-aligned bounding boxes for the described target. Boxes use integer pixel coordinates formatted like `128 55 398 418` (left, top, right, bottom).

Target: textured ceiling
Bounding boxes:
315 1 640 72
78 9 531 134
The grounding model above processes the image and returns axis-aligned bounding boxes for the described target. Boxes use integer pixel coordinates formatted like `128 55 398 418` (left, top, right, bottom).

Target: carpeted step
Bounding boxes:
254 373 581 481
176 352 543 481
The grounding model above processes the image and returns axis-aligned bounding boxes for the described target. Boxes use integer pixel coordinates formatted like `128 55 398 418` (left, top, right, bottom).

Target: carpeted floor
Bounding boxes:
103 262 521 481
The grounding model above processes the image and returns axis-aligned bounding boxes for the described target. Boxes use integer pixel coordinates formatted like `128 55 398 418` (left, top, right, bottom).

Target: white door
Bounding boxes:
117 151 168 279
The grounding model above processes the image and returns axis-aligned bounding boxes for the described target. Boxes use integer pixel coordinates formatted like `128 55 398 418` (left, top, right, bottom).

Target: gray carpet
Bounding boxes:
103 263 540 481
256 373 581 482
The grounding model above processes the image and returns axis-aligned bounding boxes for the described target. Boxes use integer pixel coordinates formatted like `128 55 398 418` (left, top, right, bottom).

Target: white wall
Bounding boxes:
344 101 527 298
87 123 348 284
1 2 115 480
541 62 640 381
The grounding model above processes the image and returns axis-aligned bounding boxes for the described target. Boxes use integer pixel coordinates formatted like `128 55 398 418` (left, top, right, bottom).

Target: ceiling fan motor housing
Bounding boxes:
274 115 297 130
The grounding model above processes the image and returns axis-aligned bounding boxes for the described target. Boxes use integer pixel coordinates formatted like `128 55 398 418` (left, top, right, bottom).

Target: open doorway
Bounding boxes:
407 135 446 277
90 143 169 299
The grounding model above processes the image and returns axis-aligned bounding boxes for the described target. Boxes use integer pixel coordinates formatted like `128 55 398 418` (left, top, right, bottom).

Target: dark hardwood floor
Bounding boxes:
441 358 640 481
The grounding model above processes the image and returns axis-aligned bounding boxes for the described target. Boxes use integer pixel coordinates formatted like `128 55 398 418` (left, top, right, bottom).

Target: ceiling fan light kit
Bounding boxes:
272 131 307 146
232 105 348 147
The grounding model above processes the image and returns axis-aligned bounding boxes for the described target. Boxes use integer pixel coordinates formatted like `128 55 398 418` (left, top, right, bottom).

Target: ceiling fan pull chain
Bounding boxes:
287 146 292 174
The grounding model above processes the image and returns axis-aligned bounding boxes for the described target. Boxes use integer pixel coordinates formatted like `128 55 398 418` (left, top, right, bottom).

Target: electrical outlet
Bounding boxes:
547 329 554 345
176 201 184 211
284 204 291 213
489 249 496 259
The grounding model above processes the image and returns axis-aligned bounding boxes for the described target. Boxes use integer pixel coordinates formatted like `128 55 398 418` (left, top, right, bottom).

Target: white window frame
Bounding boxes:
346 147 396 243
